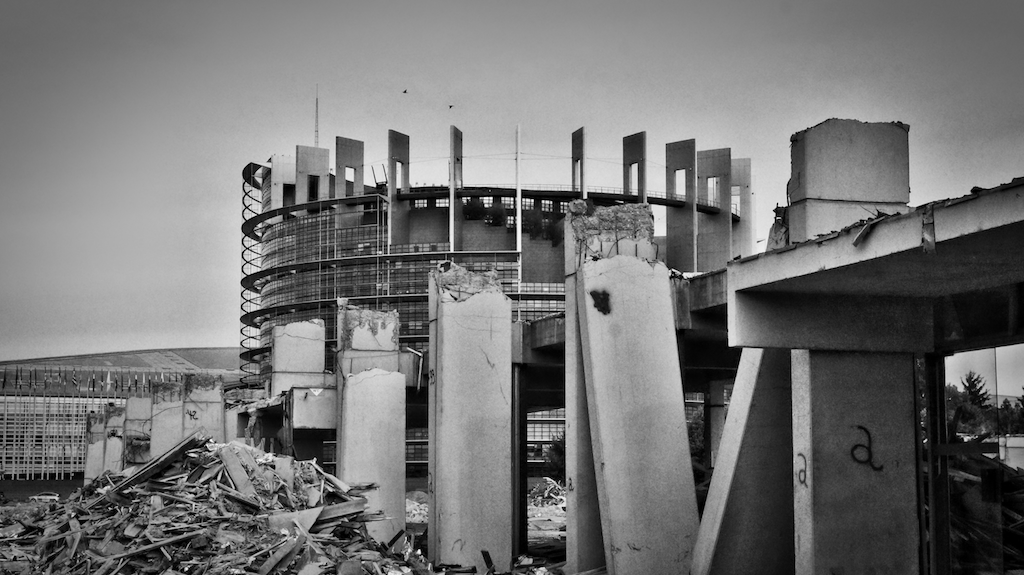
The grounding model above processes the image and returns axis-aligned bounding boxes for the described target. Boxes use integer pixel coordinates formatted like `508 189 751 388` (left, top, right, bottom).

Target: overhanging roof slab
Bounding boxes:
728 179 1024 352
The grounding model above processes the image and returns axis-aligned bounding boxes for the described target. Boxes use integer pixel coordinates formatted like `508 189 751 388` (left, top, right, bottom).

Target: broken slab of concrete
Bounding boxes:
428 262 513 573
337 298 399 352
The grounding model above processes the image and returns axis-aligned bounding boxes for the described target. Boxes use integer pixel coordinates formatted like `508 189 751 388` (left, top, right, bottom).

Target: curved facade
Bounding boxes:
240 129 754 386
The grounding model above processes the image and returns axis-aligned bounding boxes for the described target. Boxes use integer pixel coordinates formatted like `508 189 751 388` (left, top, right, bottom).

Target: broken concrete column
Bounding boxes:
83 410 109 483
428 263 512 573
570 201 700 574
791 350 918 575
691 348 794 575
335 301 405 545
565 200 660 572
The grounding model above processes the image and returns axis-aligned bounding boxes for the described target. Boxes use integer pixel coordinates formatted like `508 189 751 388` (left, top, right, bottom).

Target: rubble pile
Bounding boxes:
0 433 433 575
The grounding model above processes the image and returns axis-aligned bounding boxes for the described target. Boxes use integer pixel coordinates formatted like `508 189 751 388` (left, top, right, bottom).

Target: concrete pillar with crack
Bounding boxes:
428 263 513 572
335 300 406 545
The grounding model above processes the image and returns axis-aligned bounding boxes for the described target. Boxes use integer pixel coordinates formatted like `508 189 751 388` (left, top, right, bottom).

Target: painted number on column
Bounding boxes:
850 425 884 471
796 453 808 487
185 409 198 421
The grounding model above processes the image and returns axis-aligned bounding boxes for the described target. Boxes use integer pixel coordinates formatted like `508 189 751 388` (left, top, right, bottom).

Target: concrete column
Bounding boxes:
570 201 699 574
563 207 605 573
336 302 405 545
428 263 513 573
692 348 794 575
792 350 918 575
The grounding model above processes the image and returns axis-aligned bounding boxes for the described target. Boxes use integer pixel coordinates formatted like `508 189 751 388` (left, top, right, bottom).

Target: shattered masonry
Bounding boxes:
568 201 655 256
336 298 400 351
430 261 502 302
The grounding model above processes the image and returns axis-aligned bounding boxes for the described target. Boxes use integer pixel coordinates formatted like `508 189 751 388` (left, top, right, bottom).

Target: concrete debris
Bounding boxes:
0 435 435 575
568 201 654 255
431 262 502 302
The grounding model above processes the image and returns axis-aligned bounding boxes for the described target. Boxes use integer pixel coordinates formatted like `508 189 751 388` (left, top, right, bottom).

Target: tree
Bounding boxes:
961 370 991 410
542 432 565 483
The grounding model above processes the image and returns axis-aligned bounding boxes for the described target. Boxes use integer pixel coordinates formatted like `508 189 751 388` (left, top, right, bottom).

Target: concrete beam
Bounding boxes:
428 264 513 572
729 291 934 352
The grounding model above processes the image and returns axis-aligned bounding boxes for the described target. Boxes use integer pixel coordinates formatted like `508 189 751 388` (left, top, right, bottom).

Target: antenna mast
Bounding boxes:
314 84 319 147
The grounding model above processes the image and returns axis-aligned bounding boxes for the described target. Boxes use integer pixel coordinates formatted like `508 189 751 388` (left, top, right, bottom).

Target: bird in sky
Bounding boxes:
402 89 407 94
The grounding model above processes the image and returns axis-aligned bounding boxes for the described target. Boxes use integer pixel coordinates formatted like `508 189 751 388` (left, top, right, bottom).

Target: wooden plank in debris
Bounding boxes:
89 431 208 508
220 447 257 498
268 507 323 534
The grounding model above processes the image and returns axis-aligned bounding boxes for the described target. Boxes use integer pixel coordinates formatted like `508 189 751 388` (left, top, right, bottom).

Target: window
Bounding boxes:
482 196 493 208
412 199 427 209
308 175 320 202
501 197 514 210
541 199 554 212
435 197 450 208
559 202 569 214
707 176 720 202
345 167 356 195
522 198 534 210
283 184 295 207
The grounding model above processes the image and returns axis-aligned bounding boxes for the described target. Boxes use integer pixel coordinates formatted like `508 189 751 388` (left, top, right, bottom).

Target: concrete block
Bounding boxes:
272 319 326 373
791 350 918 575
428 264 513 573
83 412 107 483
576 255 699 574
271 372 333 396
289 387 337 429
692 348 794 575
337 300 399 352
337 368 406 544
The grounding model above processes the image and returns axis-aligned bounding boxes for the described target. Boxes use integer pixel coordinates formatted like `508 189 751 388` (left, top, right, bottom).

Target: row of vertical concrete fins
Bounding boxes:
239 125 758 383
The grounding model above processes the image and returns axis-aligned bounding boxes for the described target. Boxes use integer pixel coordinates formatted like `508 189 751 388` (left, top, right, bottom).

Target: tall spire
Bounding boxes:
314 83 319 148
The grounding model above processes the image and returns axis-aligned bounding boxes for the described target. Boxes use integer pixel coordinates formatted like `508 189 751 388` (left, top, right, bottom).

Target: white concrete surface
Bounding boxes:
337 368 406 544
576 254 699 574
429 267 513 573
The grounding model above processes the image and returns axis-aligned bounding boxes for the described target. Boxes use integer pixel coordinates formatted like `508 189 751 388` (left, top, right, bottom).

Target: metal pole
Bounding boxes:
516 124 522 320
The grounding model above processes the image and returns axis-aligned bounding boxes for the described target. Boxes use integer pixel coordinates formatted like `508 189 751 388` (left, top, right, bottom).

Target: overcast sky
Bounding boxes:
1 0 1021 362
